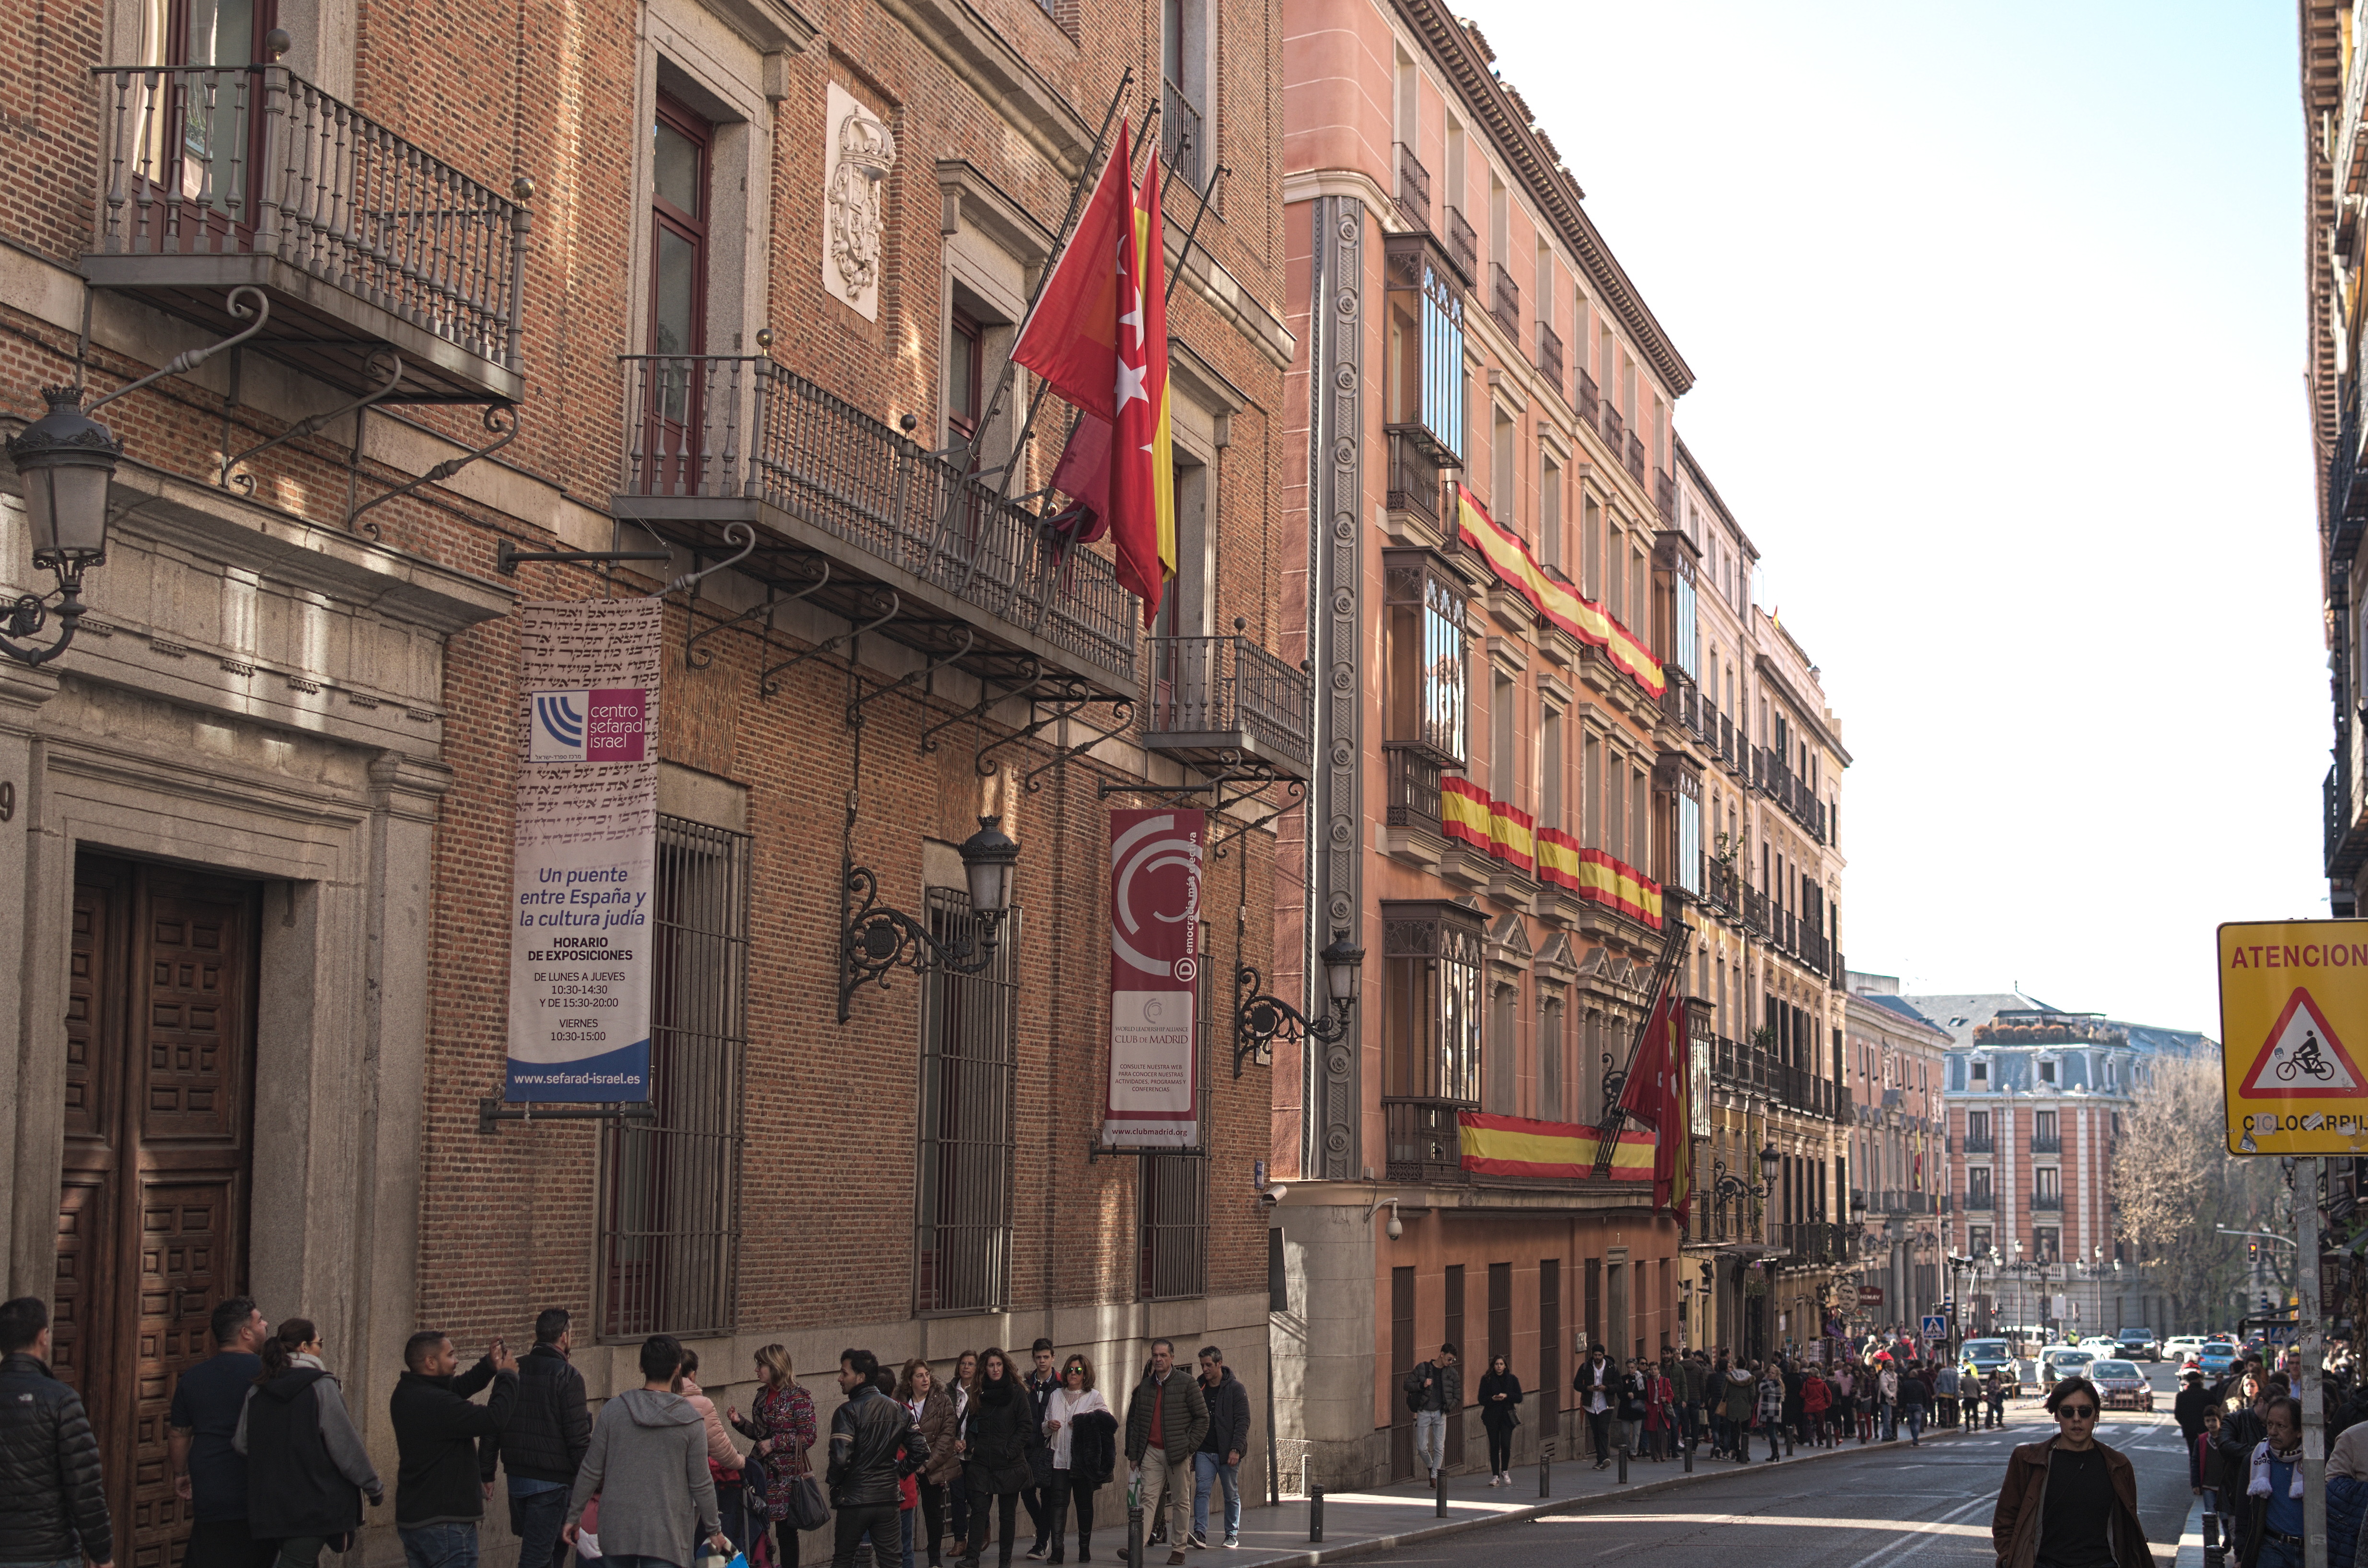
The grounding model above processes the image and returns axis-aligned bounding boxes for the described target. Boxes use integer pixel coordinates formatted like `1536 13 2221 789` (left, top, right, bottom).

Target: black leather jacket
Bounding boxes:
826 1385 928 1508
498 1346 590 1487
0 1352 113 1565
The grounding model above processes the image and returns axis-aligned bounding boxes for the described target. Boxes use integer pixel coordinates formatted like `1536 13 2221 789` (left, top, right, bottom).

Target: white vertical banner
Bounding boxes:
1102 808 1205 1148
507 597 662 1101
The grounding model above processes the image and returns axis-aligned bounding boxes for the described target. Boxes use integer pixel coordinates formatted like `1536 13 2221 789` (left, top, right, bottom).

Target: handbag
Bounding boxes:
787 1473 831 1533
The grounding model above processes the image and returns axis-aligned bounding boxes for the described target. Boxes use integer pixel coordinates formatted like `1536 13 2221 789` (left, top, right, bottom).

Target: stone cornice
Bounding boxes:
1390 0 1695 398
1753 651 1850 766
875 0 1092 176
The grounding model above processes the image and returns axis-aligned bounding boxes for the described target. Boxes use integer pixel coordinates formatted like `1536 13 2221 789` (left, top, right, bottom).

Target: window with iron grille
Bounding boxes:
599 815 751 1338
916 889 1022 1314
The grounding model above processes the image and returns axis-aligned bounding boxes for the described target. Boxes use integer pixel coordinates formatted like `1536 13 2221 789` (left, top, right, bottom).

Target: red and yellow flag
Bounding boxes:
1537 827 1583 890
1487 797 1534 872
1454 485 1664 698
1614 976 1693 1224
1107 147 1175 623
1457 1112 1653 1181
1440 775 1491 849
1577 849 1662 927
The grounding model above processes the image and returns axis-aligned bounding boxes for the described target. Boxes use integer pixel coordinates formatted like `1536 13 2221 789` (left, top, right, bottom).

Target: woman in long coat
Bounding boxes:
899 1358 962 1568
729 1344 817 1568
959 1347 1040 1568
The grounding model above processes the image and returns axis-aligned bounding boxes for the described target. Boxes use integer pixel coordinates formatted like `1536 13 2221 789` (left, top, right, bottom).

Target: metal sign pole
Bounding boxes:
2301 1157 2326 1568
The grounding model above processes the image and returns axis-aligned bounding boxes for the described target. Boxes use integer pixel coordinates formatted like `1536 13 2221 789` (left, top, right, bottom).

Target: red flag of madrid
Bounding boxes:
1008 122 1133 422
1108 147 1172 621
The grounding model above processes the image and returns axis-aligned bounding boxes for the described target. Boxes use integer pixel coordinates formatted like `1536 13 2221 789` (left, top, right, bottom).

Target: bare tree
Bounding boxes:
2113 1049 2280 1327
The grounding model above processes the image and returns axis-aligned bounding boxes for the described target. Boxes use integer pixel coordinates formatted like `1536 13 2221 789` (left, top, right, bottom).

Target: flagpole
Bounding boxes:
954 71 1138 492
1163 160 1229 308
1593 903 1695 1178
990 93 1163 498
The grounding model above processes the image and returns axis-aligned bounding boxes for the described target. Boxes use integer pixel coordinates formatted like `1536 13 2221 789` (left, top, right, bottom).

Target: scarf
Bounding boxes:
2251 1440 2306 1499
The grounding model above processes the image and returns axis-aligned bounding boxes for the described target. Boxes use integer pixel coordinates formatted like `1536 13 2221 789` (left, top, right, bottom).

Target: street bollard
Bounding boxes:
1309 1487 1324 1544
1786 1430 1795 1457
1683 1434 1693 1473
1539 1441 1550 1498
1127 1499 1144 1568
2203 1512 2222 1568
1436 1465 1448 1516
1616 1442 1628 1484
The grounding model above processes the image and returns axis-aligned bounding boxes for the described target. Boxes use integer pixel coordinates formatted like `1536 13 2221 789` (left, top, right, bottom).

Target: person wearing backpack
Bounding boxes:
1401 1344 1460 1483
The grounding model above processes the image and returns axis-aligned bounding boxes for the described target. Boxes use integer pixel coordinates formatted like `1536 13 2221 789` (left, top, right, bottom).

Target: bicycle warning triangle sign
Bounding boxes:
2239 988 2368 1098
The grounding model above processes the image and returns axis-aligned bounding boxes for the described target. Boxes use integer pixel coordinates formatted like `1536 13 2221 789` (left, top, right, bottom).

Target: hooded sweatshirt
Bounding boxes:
234 1353 382 1539
566 1389 719 1568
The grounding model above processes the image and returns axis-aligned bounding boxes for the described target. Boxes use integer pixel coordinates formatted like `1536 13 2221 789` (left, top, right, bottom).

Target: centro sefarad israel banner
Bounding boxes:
1102 808 1205 1149
507 597 661 1102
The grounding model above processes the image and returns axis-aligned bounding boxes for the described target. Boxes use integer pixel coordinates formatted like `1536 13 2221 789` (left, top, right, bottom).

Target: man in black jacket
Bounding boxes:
1572 1345 1615 1469
391 1329 519 1568
0 1297 112 1568
828 1349 929 1568
2175 1366 2217 1492
1021 1340 1057 1561
498 1310 590 1568
1190 1347 1249 1549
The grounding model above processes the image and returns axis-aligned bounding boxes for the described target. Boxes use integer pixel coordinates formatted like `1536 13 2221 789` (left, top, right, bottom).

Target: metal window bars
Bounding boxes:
1163 80 1205 193
599 816 751 1339
1141 1152 1211 1301
93 63 530 373
915 890 1021 1316
618 354 1137 683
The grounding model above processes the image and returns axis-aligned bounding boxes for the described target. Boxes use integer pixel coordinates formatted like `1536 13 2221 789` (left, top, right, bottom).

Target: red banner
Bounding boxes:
1102 809 1205 1148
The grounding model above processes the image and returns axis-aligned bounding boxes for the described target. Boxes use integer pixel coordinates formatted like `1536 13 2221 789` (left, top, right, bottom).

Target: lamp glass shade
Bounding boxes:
1757 1141 1780 1184
1319 934 1364 1003
7 390 119 567
958 815 1019 914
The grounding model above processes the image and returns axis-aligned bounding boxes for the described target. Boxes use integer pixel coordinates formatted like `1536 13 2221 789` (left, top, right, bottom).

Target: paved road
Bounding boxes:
1326 1393 2194 1568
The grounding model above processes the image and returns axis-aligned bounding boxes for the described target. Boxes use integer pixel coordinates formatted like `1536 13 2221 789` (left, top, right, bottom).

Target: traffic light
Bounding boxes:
2249 1239 2261 1265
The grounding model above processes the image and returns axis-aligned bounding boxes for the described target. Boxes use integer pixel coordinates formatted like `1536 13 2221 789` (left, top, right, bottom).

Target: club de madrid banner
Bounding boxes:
1103 808 1206 1149
507 597 660 1102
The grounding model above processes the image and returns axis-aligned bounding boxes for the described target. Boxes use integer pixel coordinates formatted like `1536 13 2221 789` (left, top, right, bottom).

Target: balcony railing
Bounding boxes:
1577 369 1600 424
87 62 529 401
1964 1134 1995 1154
2031 1192 2064 1211
1703 859 1739 913
1393 142 1431 231
1741 885 1769 937
1536 320 1563 391
1625 431 1646 484
1655 469 1676 519
1385 743 1446 836
616 354 1137 687
1145 634 1312 778
1489 262 1520 338
1443 206 1478 285
1162 79 1205 192
1602 399 1625 451
1385 429 1443 531
1383 1097 1474 1184
2031 1134 2063 1153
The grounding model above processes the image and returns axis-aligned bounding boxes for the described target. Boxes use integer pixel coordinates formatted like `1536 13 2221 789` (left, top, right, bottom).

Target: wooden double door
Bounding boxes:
54 854 261 1568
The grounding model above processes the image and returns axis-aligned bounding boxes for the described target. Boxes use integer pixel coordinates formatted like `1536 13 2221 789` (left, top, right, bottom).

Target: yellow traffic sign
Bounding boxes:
2218 921 2368 1154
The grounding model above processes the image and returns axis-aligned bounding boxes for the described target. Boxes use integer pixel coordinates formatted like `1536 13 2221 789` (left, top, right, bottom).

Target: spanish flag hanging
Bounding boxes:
1457 1112 1654 1181
1453 485 1664 699
1440 775 1491 849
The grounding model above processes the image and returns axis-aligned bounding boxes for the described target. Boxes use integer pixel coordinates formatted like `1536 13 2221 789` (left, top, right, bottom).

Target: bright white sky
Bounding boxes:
1472 0 2322 1038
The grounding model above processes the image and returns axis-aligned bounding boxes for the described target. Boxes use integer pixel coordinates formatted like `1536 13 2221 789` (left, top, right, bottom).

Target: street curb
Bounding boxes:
1238 1422 1986 1568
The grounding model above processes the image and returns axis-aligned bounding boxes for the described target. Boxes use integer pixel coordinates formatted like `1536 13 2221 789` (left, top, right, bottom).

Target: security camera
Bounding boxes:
1261 1182 1289 1206
1386 1212 1404 1240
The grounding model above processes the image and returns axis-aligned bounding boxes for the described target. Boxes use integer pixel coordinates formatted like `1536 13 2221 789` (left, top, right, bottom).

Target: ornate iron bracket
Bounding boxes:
222 347 403 496
1015 694 1135 792
349 402 519 534
848 627 976 728
918 661 1044 756
662 521 757 597
1233 961 1352 1077
759 590 899 697
837 861 1005 1024
1209 777 1305 861
975 680 1126 776
685 561 831 671
87 287 273 416
0 573 91 669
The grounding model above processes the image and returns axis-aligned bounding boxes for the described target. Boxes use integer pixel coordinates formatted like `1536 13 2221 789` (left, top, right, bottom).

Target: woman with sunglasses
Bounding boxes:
1991 1376 2152 1568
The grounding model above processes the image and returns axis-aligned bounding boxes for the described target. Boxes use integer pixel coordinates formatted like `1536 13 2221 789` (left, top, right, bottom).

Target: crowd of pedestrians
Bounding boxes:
0 1294 1264 1568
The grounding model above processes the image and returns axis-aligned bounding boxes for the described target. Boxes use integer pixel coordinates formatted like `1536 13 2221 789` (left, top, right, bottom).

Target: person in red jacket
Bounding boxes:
1801 1366 1832 1447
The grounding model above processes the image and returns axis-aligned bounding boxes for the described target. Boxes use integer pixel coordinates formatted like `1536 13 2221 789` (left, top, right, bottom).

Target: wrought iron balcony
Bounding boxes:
1383 1097 1474 1185
2031 1134 2063 1154
1442 206 1478 285
1577 369 1600 424
1489 261 1520 339
1385 743 1446 836
1602 399 1625 452
1144 634 1311 778
1624 431 1646 483
1162 79 1205 193
85 61 529 403
1385 429 1443 532
1655 469 1676 519
2030 1192 2064 1211
1964 1187 1994 1211
1964 1134 1995 1154
1393 142 1431 232
615 354 1137 694
1536 320 1563 392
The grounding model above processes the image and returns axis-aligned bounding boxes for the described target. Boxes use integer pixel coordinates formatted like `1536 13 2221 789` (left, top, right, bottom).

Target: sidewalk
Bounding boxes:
1164 1418 1993 1568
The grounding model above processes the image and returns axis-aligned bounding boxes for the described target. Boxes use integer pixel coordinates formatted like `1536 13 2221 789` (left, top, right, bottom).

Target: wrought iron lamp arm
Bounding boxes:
838 864 1005 1022
1233 963 1352 1077
0 568 89 668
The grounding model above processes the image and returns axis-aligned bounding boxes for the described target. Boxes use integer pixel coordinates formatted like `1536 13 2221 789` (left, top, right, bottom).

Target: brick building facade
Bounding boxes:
1 0 1302 1563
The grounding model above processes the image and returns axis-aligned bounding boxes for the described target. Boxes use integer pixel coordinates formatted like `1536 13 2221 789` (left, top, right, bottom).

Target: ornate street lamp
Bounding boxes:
839 815 1019 1021
1234 931 1362 1075
2 388 121 667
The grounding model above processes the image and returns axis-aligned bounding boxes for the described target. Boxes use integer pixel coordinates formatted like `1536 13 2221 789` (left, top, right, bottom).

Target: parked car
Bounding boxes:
2090 1359 2154 1412
2116 1328 2160 1361
2199 1341 2240 1375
